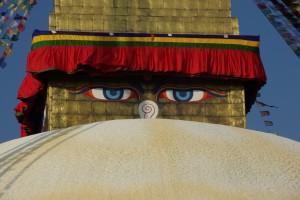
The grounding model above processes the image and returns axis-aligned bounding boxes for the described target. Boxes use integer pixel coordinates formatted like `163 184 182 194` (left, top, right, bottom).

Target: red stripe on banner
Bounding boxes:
26 45 266 81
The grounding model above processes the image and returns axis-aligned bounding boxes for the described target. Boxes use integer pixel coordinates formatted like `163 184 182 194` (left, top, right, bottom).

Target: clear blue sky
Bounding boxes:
0 1 299 143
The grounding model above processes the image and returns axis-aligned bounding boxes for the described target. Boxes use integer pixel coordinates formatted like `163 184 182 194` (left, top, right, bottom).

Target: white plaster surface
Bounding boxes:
0 119 299 199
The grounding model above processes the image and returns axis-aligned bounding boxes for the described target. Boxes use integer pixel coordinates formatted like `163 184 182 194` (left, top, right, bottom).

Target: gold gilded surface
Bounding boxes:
77 115 93 124
106 115 134 120
176 104 206 116
49 114 78 129
59 0 72 6
91 115 107 122
91 102 107 115
205 104 232 117
159 104 178 116
51 0 238 34
230 103 246 116
205 116 245 127
46 74 246 130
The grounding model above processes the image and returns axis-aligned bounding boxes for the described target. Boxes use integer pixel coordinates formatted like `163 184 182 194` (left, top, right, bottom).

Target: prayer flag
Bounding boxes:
14 13 24 20
6 26 15 35
0 40 7 46
0 12 7 17
257 93 261 97
264 121 273 126
0 61 7 68
2 33 11 39
17 21 25 32
256 101 279 108
4 46 12 55
0 0 37 71
253 0 300 59
11 31 20 41
10 20 18 27
260 110 270 116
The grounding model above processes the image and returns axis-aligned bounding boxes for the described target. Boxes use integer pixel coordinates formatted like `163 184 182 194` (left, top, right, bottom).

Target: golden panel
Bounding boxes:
205 104 232 117
159 104 178 116
54 0 60 6
167 115 192 121
205 116 245 128
113 0 128 8
106 115 134 120
148 1 164 9
128 0 139 8
101 0 115 8
115 20 127 32
77 115 93 125
91 102 107 115
92 115 107 122
48 86 73 99
72 0 83 7
77 101 94 115
81 0 104 7
49 14 57 28
206 96 229 104
49 114 78 130
176 104 206 116
207 0 223 9
139 0 150 8
174 0 199 9
114 102 135 116
127 8 150 16
103 19 116 32
163 0 174 9
80 17 95 31
232 17 240 35
190 116 207 123
229 91 245 104
59 0 72 7
219 0 231 10
230 103 246 116
51 0 237 34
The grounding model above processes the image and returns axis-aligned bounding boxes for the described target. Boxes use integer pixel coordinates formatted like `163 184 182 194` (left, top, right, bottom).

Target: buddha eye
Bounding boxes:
69 86 139 101
88 88 134 101
157 88 226 102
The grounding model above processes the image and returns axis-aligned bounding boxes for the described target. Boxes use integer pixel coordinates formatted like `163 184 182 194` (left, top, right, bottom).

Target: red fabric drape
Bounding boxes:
26 46 266 82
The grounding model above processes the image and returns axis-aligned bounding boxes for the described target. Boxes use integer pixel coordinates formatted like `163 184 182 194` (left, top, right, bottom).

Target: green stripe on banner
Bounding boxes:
31 40 259 52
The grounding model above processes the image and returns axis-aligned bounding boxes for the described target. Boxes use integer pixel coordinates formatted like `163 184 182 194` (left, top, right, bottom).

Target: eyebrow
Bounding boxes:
152 77 175 94
122 77 145 93
68 76 145 94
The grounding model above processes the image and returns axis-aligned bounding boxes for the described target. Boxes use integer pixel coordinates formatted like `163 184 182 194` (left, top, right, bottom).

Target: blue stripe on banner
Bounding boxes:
32 30 260 41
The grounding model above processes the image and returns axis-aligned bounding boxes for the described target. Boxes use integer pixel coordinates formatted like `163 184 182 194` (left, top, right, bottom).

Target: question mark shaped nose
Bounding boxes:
138 100 158 119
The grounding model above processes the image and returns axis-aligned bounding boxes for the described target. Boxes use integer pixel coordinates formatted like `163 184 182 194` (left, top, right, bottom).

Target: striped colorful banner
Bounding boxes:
0 0 37 68
31 31 260 52
27 30 266 81
253 0 300 58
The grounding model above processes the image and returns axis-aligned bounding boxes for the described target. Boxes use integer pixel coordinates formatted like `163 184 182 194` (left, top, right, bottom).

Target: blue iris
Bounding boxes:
103 89 124 100
173 90 193 102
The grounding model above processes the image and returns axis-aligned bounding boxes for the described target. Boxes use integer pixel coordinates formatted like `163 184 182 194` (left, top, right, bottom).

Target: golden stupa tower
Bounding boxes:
16 0 266 135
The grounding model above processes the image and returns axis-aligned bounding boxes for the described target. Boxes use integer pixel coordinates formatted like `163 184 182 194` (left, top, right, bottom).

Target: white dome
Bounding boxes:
1 119 299 199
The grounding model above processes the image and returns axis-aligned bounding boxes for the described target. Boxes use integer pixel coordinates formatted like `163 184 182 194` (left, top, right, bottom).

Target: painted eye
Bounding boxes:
90 88 132 100
69 86 139 101
157 88 226 102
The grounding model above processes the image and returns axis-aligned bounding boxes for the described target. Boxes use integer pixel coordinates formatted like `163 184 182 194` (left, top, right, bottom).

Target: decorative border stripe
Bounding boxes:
31 40 259 52
31 30 260 52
